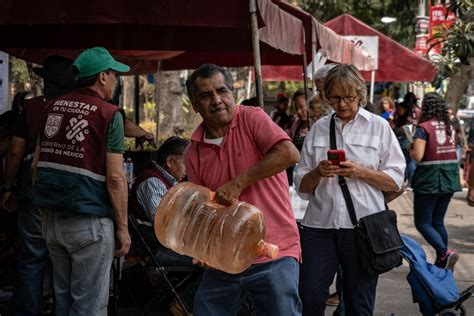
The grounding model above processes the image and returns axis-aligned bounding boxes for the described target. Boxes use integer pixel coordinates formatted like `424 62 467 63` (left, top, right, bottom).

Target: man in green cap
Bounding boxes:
32 47 131 316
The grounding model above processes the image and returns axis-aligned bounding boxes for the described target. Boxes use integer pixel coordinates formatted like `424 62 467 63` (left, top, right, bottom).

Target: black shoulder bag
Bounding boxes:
330 114 403 276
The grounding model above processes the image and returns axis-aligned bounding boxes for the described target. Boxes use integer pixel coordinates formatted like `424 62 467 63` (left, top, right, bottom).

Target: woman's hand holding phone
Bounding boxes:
325 150 364 179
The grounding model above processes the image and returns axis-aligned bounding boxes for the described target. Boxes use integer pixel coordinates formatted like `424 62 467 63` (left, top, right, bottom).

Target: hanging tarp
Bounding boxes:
325 14 437 82
257 1 375 81
161 0 306 70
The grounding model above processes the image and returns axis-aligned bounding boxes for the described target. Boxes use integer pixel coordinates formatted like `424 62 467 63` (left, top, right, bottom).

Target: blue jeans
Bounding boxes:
16 201 49 316
414 193 454 258
402 148 417 186
42 210 115 316
194 257 302 316
299 227 378 316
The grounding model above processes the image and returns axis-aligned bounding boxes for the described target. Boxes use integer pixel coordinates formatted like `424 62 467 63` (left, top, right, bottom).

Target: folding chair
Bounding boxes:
127 213 200 316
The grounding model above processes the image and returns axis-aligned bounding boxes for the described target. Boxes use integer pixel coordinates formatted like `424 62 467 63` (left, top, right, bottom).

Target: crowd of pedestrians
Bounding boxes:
0 55 469 316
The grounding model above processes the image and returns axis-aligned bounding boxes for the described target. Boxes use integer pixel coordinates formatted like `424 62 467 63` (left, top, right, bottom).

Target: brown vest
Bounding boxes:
418 118 457 164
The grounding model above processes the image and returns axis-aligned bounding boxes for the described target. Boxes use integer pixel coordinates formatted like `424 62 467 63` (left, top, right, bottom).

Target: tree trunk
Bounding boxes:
157 71 184 138
122 76 135 115
445 57 474 111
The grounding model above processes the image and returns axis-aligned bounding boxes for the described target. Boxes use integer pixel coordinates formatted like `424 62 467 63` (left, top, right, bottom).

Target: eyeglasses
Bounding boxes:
328 95 358 104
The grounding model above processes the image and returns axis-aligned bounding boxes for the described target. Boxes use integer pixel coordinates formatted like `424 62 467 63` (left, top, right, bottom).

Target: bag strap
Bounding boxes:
330 114 358 227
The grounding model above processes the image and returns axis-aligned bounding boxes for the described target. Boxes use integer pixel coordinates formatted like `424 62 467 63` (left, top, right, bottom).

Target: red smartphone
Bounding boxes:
327 150 346 166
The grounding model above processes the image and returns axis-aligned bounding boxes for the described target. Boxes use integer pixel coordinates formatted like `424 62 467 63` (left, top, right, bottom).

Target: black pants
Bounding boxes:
299 227 378 316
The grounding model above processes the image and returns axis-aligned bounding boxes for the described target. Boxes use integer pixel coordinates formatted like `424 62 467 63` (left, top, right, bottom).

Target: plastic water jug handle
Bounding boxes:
209 191 216 201
208 191 239 205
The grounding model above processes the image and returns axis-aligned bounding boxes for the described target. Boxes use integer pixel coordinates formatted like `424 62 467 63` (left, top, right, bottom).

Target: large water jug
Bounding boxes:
154 182 278 274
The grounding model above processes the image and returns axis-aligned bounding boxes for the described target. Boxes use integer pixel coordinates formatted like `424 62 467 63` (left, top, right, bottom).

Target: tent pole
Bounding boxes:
134 75 140 125
154 61 162 143
250 0 264 108
134 75 140 148
246 67 253 99
370 70 375 104
311 22 317 91
302 52 308 101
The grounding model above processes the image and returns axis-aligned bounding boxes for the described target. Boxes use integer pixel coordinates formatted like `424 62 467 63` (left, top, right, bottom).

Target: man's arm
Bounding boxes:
410 138 426 162
106 152 131 257
124 119 155 148
215 140 299 205
2 136 26 210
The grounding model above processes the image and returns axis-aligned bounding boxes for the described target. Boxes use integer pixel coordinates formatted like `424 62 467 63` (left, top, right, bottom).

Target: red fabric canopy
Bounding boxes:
0 0 305 73
258 2 375 81
325 14 437 82
260 65 305 81
2 49 184 74
162 0 306 70
273 0 374 69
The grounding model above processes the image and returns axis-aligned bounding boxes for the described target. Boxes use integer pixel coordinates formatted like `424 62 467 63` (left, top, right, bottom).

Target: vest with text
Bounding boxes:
413 118 460 193
33 89 121 217
418 118 457 165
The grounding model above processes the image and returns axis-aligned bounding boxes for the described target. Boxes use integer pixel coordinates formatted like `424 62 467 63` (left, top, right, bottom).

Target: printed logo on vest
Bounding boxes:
66 115 90 143
435 128 447 145
44 114 63 138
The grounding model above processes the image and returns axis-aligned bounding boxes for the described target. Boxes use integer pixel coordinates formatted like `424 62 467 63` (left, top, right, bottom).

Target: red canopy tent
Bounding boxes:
0 0 305 73
325 14 437 82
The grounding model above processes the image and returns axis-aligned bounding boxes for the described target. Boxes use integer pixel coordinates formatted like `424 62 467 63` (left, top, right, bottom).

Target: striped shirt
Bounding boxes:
136 162 177 222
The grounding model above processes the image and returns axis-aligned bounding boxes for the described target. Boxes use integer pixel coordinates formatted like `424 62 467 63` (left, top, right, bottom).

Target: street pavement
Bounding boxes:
323 189 474 315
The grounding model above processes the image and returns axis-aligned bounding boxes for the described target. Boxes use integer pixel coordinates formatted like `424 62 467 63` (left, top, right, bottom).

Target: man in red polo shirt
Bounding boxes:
184 64 302 315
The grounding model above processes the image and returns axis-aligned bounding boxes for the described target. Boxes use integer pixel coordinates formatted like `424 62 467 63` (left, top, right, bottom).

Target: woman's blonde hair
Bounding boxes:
323 64 367 107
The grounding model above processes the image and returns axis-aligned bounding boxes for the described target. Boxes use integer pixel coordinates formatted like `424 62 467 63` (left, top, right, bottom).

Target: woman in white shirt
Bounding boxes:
294 64 405 316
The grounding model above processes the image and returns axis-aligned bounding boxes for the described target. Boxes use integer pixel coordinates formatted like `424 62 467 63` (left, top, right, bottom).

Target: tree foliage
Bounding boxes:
9 57 30 85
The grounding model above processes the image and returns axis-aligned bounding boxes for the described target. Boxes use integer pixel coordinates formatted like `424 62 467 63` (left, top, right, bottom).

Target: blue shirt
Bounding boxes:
136 162 177 222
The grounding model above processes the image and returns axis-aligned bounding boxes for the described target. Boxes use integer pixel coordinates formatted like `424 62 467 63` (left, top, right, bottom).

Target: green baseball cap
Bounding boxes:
73 47 130 79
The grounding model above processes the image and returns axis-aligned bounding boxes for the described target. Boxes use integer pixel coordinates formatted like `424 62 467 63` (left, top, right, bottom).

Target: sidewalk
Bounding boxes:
326 189 474 315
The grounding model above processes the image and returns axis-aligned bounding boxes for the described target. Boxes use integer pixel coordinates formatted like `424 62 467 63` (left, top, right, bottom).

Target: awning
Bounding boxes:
2 49 184 74
257 2 375 81
325 14 437 82
274 1 374 70
161 0 306 70
0 0 305 73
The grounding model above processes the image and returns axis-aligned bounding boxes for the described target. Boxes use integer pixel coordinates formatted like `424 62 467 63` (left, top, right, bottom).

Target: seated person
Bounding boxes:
269 93 292 131
129 136 192 266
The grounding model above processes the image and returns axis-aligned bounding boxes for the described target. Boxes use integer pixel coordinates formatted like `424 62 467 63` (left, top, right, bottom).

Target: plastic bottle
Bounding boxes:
154 182 279 274
124 158 134 185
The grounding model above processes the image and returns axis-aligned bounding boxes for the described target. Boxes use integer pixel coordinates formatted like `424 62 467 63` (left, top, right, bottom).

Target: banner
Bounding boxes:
429 3 456 55
343 36 379 70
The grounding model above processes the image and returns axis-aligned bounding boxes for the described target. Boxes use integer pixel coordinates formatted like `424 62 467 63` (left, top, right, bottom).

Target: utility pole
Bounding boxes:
418 0 426 16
